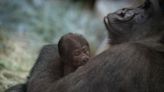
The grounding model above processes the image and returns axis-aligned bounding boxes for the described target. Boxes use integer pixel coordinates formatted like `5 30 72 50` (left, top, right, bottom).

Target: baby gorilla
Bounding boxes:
58 33 90 76
26 33 90 92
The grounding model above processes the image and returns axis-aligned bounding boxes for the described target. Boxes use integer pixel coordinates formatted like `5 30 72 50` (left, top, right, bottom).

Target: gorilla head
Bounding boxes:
104 0 164 45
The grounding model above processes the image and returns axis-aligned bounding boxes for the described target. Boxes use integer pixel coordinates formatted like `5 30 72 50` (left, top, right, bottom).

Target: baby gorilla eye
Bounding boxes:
82 46 89 54
73 50 81 56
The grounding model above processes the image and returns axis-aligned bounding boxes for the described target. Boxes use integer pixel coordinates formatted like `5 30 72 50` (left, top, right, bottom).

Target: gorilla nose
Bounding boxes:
116 8 127 18
82 58 89 64
115 8 135 22
117 10 125 17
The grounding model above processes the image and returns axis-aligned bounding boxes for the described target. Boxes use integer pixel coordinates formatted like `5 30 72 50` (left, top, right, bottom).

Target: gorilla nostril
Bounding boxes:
120 12 125 17
82 60 87 63
117 8 129 18
117 11 125 17
82 58 89 63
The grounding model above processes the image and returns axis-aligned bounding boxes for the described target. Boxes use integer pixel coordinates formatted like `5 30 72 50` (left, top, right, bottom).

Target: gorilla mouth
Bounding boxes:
104 16 112 31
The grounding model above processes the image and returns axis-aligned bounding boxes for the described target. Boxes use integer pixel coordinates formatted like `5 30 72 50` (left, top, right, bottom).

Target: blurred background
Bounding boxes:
0 0 144 91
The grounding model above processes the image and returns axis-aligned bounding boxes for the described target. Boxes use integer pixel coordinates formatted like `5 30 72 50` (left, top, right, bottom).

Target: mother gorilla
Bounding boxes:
30 0 164 92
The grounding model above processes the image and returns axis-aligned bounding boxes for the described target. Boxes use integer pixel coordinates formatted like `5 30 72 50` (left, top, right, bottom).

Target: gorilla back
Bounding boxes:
47 0 164 92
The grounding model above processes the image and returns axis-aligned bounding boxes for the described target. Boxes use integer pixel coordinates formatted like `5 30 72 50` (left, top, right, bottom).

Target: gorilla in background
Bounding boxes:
45 0 164 92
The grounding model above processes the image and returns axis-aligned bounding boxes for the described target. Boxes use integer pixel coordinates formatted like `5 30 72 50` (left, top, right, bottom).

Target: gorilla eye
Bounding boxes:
82 46 89 54
73 50 81 56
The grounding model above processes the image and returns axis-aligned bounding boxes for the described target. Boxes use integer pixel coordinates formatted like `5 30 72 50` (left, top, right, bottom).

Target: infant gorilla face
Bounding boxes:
71 45 90 67
58 33 90 68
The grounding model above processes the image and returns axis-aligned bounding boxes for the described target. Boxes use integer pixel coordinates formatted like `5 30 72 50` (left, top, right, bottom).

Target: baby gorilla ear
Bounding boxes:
58 36 65 57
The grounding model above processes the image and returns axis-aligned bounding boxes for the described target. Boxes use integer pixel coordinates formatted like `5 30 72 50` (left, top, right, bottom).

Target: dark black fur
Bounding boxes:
27 44 63 92
28 44 62 79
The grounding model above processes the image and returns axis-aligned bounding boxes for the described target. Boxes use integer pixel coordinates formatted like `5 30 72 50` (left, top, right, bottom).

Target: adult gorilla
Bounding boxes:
29 0 164 92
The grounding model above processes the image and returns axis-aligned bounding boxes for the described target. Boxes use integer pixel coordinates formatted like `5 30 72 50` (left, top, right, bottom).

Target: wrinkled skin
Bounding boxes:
46 0 164 92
